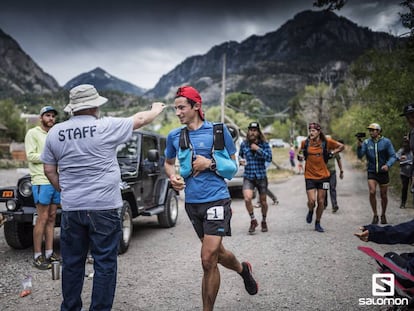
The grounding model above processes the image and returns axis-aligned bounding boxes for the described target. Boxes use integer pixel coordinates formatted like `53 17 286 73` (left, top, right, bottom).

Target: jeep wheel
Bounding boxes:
4 221 33 249
157 188 178 228
118 200 133 254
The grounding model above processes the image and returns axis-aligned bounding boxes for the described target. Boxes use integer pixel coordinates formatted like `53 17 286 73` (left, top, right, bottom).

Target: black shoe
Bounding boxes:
372 215 379 224
381 215 387 224
249 219 258 234
240 262 258 295
315 222 324 232
48 252 61 263
261 221 268 232
33 255 51 270
332 206 339 213
306 211 313 224
400 203 406 209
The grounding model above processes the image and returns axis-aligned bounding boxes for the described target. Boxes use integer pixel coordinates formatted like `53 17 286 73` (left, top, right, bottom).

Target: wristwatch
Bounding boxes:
210 159 217 171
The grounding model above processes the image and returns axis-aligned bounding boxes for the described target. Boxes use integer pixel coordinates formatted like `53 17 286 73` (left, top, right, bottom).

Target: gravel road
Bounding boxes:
1 157 414 311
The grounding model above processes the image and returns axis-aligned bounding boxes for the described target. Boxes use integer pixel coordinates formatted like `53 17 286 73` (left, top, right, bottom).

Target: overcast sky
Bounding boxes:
0 0 407 89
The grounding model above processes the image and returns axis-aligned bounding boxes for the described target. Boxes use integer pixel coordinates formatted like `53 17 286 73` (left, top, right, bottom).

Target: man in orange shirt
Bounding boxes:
299 123 344 232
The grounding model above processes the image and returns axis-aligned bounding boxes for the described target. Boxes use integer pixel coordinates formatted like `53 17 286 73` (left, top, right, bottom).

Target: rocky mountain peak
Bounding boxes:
0 29 60 97
63 67 146 96
146 10 401 111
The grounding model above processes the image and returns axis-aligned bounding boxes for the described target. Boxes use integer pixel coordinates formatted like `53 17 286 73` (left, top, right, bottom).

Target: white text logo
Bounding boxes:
372 273 394 296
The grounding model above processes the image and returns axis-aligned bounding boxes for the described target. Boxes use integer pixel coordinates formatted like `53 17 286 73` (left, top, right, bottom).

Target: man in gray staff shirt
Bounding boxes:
41 84 165 311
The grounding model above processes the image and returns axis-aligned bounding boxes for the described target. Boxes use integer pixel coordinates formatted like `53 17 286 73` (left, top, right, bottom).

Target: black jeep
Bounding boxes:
0 130 179 254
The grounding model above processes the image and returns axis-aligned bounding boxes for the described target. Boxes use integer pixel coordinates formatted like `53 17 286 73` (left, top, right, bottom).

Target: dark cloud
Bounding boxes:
0 0 407 88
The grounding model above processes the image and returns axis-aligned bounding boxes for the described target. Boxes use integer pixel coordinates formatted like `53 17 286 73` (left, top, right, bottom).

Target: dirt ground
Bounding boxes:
1 156 414 310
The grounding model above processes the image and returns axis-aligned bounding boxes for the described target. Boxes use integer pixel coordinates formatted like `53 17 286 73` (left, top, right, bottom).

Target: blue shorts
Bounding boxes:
32 184 61 205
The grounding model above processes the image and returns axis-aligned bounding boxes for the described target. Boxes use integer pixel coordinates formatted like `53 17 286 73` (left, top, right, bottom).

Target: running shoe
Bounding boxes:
48 252 61 263
306 211 313 224
315 222 324 232
332 206 339 213
240 262 258 295
33 255 51 270
381 215 387 224
249 219 258 233
261 221 268 232
372 215 379 224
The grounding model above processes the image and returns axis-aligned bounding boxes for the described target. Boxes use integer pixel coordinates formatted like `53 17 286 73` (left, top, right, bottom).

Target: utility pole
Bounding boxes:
220 53 226 123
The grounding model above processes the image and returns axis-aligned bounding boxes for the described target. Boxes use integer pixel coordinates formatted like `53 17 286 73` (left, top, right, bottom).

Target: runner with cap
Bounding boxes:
401 103 414 154
164 85 258 311
25 105 61 270
357 123 396 224
299 122 344 232
239 121 273 234
41 84 165 311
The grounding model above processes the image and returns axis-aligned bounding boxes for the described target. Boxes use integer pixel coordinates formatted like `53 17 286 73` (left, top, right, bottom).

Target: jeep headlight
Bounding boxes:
19 180 32 197
6 200 16 211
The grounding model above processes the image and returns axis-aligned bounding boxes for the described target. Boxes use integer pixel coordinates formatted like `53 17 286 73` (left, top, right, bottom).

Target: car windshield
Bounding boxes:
117 134 139 176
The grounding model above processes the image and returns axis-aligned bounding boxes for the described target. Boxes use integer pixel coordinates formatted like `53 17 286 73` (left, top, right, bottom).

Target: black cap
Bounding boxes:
400 103 414 116
248 122 260 130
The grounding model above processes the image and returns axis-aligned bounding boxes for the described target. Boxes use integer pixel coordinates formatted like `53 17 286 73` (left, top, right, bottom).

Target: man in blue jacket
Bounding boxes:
357 123 396 224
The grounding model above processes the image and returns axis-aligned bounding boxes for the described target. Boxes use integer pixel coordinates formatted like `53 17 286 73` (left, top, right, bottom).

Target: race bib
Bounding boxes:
206 206 224 220
322 182 330 190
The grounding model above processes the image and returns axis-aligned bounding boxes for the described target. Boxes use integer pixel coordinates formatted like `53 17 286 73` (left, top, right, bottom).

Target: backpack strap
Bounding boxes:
304 138 328 163
179 127 191 150
322 140 328 163
213 123 225 151
303 138 309 160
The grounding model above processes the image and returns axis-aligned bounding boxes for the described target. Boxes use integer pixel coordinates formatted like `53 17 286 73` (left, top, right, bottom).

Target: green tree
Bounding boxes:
0 99 26 141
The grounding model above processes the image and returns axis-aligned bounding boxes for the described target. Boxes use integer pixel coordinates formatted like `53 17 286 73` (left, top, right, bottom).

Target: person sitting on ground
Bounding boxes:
355 220 414 279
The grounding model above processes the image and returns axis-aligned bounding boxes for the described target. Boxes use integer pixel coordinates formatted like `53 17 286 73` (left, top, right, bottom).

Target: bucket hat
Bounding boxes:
64 84 108 113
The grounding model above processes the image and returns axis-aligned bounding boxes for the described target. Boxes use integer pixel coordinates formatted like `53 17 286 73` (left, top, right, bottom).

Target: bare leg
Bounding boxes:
380 185 388 216
45 204 58 251
315 189 326 222
243 189 255 215
368 179 378 216
33 204 49 254
259 193 268 219
201 235 228 311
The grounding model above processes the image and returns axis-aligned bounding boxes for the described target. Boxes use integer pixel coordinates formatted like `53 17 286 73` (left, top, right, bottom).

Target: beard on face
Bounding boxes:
41 119 54 129
247 133 258 144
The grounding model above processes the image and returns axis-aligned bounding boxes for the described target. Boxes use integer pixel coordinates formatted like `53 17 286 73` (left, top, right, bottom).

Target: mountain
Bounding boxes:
0 28 60 97
63 67 146 96
146 10 403 111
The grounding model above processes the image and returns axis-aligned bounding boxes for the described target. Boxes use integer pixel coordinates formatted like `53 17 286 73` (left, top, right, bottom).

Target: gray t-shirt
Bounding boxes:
41 115 133 211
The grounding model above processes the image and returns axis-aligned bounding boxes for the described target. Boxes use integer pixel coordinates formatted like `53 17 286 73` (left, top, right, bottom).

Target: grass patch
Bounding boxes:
0 159 27 169
268 147 295 182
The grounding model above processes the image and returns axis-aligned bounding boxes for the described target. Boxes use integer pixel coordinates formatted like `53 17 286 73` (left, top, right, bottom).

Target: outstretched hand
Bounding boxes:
151 102 166 113
354 227 369 242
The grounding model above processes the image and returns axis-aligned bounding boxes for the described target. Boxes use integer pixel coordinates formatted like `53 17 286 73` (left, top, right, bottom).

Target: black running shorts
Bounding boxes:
305 178 330 191
185 198 232 239
368 171 389 185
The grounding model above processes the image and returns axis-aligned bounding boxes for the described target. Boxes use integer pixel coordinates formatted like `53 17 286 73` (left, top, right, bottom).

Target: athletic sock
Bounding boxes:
45 249 53 259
